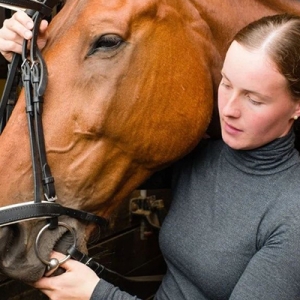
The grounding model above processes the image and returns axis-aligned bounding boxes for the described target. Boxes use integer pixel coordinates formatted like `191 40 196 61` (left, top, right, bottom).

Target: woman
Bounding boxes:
1 11 300 300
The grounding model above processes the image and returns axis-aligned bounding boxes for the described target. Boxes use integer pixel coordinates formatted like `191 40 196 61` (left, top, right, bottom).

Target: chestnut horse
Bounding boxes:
0 0 300 283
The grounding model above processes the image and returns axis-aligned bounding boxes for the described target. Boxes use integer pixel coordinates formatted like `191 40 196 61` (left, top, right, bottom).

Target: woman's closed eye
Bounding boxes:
220 80 231 89
246 94 263 106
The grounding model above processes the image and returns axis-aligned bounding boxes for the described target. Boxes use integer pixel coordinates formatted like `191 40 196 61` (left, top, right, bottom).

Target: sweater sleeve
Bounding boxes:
90 279 141 300
229 216 300 299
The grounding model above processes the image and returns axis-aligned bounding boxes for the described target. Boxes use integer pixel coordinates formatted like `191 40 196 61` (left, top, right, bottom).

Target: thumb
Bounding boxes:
44 251 74 277
37 19 48 50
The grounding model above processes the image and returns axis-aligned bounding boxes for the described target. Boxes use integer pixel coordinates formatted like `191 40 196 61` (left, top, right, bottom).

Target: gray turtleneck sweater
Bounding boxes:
91 132 300 299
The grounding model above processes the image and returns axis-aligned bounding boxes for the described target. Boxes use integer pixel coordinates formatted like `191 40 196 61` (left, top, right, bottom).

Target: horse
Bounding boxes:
0 0 300 283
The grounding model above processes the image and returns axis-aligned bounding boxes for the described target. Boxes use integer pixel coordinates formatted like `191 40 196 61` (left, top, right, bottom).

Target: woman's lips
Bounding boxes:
223 121 242 135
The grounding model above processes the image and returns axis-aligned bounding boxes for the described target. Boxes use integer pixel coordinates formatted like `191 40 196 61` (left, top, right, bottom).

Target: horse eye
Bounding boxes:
88 34 124 56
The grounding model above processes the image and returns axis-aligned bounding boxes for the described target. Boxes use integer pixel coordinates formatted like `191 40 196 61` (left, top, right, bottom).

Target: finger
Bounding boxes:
50 251 71 263
37 19 49 50
33 275 56 290
0 51 13 62
5 11 34 40
0 41 23 61
43 251 68 277
39 19 49 34
0 26 26 59
0 28 25 48
13 11 34 30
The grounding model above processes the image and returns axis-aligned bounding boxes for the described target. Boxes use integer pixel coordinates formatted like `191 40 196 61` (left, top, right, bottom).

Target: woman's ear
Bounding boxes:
293 101 300 120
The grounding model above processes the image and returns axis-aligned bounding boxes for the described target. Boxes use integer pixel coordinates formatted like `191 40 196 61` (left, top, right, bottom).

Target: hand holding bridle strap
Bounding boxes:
0 0 56 134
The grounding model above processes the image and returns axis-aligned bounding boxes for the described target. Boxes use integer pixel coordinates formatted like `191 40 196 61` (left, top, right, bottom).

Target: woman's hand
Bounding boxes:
0 10 48 61
33 251 100 300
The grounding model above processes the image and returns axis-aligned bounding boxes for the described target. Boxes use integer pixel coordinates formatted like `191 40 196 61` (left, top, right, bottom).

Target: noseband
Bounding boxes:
0 0 108 275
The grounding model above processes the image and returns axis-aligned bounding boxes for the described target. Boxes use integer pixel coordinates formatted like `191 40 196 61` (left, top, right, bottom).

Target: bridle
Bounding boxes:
0 0 164 284
0 0 108 275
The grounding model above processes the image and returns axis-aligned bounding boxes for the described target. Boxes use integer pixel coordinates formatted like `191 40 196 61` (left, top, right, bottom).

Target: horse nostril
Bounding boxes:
0 224 22 251
0 226 13 252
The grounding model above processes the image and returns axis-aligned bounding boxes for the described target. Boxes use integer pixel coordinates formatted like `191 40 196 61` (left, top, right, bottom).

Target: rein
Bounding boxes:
0 0 109 274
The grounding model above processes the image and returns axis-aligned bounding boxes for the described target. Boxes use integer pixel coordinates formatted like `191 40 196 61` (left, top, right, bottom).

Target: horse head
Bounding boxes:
0 0 216 281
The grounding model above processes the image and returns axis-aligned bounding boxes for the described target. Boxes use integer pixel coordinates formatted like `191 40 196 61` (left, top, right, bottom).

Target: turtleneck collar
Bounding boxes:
224 131 300 175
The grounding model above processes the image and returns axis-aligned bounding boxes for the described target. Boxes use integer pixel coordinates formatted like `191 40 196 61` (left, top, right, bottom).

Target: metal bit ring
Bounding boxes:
35 222 76 271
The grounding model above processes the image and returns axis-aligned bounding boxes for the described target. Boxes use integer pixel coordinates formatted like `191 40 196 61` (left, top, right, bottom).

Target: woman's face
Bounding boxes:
218 41 300 150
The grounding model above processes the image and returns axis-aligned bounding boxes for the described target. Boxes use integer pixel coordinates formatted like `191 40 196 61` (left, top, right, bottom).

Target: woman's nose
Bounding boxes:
221 94 241 118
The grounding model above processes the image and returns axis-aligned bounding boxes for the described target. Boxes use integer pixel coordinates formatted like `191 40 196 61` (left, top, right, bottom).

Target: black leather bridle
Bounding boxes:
0 0 164 283
0 0 108 275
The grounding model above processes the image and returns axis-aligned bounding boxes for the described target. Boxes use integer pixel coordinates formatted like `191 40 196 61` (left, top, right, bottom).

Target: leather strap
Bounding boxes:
21 11 56 203
0 201 108 227
67 245 105 276
67 245 164 282
0 0 55 16
0 53 21 132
